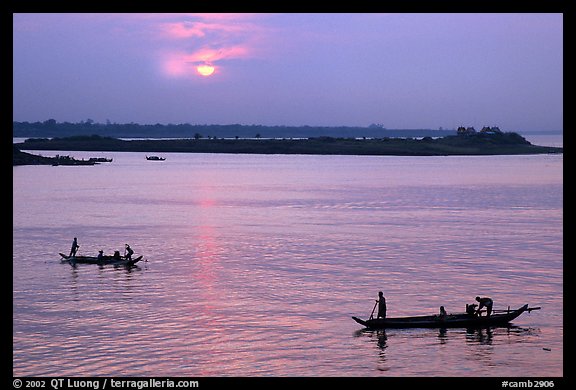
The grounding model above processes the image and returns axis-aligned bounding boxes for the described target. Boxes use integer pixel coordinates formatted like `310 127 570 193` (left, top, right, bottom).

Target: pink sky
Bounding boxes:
13 13 563 132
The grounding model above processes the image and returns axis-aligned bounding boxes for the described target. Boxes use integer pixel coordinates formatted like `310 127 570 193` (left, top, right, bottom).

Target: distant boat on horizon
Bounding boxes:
146 155 165 161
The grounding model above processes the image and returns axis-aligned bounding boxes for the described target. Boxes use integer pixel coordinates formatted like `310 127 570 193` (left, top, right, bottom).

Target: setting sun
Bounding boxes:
196 64 215 77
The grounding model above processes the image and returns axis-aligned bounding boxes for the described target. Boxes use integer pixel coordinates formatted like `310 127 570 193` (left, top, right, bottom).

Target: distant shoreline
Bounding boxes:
13 133 563 165
12 120 563 139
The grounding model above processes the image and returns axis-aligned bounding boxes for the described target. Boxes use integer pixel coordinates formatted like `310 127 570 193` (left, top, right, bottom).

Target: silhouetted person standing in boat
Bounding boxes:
377 291 387 319
69 237 79 257
125 244 134 260
475 296 493 317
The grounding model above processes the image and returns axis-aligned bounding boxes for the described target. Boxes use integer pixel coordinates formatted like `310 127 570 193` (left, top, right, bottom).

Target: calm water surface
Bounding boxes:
13 144 563 377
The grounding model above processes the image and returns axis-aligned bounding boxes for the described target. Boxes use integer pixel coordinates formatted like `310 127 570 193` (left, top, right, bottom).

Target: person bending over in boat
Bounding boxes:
377 291 387 319
475 296 493 317
69 237 80 257
125 244 134 260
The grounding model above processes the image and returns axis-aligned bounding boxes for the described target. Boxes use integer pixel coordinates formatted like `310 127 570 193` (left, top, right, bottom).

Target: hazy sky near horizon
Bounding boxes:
13 13 563 132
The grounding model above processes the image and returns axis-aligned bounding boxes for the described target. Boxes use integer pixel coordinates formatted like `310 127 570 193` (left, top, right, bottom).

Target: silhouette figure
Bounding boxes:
69 237 80 257
125 244 134 260
377 291 387 319
475 296 493 317
466 303 478 315
439 306 447 319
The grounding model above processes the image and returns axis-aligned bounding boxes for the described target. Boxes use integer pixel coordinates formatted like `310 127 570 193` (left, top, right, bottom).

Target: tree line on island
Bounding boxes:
13 120 457 139
14 131 562 164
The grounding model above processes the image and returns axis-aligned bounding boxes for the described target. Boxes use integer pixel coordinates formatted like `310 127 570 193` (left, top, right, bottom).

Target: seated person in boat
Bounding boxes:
439 306 447 319
97 250 104 261
113 250 121 260
466 303 478 316
475 296 493 317
377 291 387 319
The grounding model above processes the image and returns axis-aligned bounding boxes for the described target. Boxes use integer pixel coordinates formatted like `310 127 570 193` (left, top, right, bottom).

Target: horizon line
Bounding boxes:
12 120 563 133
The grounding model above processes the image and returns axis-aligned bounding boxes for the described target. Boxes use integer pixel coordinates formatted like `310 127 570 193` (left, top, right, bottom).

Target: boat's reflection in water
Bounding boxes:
463 325 539 345
360 329 389 371
354 325 541 372
355 325 539 344
466 326 494 345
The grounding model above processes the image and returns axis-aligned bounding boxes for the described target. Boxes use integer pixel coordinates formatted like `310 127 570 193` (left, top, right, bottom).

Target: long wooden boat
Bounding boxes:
60 253 142 266
51 155 97 166
352 304 539 329
88 157 113 163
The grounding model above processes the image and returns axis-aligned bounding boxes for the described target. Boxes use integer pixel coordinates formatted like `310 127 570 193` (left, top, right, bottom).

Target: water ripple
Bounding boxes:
13 153 562 376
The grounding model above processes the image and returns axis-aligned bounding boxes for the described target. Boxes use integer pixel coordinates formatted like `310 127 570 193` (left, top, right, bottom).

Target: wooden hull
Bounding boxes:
352 304 529 329
60 253 142 266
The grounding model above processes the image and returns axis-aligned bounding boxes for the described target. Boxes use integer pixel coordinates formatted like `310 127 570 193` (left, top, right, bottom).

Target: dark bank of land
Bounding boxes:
12 145 99 166
13 132 562 165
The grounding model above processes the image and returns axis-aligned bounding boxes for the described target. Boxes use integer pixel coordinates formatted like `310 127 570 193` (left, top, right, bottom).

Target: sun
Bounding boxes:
196 64 215 77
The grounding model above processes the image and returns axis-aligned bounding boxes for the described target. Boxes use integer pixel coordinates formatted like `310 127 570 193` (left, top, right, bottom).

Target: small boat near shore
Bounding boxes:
59 253 142 266
352 304 540 329
88 157 113 163
51 155 97 166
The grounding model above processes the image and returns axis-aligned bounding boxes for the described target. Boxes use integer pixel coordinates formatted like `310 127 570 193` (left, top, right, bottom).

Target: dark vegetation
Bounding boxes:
13 120 456 139
14 132 562 163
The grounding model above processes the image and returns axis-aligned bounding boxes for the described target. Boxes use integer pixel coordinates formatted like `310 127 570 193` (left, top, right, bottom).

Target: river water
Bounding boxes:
13 135 563 377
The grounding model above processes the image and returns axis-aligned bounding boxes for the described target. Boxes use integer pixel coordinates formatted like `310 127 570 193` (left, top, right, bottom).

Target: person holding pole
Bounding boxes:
377 291 387 319
69 237 80 257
